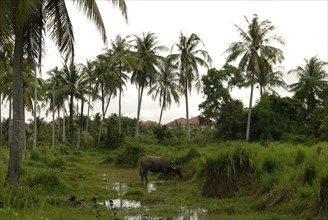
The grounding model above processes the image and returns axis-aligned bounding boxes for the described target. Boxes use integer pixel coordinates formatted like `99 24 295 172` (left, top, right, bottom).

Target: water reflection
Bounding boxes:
147 182 156 193
112 182 128 195
123 207 207 220
103 199 141 209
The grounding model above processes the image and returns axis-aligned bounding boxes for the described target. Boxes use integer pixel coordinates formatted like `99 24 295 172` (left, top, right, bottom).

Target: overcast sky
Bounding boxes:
21 0 328 124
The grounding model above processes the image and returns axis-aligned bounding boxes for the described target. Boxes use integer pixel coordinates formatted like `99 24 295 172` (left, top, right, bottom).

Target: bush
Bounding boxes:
202 148 255 198
178 148 201 164
30 150 41 161
295 149 305 165
26 172 65 194
262 158 279 174
317 174 328 213
302 165 316 185
115 143 144 168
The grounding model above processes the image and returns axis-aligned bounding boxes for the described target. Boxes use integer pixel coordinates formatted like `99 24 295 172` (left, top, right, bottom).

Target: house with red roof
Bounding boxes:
165 115 215 128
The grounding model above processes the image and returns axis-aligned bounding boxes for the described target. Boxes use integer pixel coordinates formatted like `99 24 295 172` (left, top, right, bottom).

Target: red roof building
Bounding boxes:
165 115 215 127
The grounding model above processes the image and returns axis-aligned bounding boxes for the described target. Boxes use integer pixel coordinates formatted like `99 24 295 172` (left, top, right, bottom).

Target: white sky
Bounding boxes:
7 0 328 124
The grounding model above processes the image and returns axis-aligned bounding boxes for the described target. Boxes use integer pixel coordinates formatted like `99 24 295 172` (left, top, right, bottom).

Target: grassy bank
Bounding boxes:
1 141 328 219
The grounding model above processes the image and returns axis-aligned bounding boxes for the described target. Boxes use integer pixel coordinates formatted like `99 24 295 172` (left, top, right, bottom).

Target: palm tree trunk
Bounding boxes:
184 84 190 144
33 66 37 150
0 95 2 147
246 73 255 142
77 99 84 150
6 27 25 186
135 86 144 138
63 108 66 142
159 100 165 125
118 66 122 136
69 94 74 145
52 86 55 148
8 98 12 147
86 92 91 132
57 109 60 145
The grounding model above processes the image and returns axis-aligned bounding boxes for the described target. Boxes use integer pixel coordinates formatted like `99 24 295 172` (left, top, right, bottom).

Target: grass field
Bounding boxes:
1 141 328 219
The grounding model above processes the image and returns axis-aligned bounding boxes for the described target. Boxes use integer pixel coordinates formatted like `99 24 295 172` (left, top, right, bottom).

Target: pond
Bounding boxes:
100 179 207 219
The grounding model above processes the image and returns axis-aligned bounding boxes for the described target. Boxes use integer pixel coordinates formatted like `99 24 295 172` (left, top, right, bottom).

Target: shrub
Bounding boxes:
115 143 144 168
295 149 305 165
178 148 201 164
262 158 279 174
48 157 66 171
302 165 316 185
317 174 328 213
30 150 41 161
202 148 255 198
26 172 65 194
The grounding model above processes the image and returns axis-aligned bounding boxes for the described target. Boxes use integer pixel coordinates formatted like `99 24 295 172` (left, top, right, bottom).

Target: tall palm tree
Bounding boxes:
289 56 328 115
225 14 285 142
131 32 167 138
148 56 180 125
53 62 88 146
93 54 119 146
256 57 287 96
240 56 287 96
80 59 96 133
109 35 133 136
1 0 127 185
170 32 212 144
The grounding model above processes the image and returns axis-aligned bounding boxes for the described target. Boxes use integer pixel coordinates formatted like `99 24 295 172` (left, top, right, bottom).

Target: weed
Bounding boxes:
115 143 144 168
202 148 255 198
303 165 317 185
26 172 65 194
317 174 328 213
295 149 305 165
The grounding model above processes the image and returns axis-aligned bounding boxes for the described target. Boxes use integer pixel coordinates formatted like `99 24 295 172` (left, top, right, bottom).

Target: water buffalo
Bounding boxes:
139 156 182 182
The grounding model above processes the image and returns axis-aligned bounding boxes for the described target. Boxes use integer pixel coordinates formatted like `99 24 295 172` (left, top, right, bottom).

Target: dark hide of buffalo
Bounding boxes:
139 156 182 182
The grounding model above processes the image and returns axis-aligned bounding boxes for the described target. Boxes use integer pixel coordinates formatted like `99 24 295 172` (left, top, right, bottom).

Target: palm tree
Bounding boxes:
108 35 133 136
53 62 88 146
148 56 180 125
1 0 127 186
256 57 287 96
131 32 167 138
225 14 285 142
93 54 119 146
80 59 96 133
289 56 328 115
170 32 212 144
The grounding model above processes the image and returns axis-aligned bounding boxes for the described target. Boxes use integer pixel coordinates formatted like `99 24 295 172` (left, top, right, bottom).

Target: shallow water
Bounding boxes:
101 181 207 219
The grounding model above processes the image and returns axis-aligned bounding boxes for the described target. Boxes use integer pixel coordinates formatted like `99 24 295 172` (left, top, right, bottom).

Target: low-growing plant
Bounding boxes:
303 165 317 185
262 158 279 174
202 148 255 198
295 149 305 165
115 143 144 168
25 172 65 194
317 174 328 213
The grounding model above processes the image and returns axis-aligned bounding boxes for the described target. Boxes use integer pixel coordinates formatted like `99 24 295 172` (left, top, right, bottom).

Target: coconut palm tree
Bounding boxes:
256 57 287 96
92 54 119 146
170 32 212 144
148 56 180 125
289 56 328 115
108 35 133 136
131 32 167 138
80 59 96 133
225 14 285 142
53 62 88 146
1 0 127 185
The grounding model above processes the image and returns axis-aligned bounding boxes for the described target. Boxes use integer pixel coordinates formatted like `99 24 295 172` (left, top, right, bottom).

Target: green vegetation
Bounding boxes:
1 140 328 219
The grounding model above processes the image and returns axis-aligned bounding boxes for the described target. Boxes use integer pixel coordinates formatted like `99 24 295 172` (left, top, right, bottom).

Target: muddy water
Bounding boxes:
101 180 207 219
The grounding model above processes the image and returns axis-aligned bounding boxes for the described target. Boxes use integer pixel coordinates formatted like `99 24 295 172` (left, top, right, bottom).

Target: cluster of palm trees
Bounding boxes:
40 32 211 148
0 0 128 186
